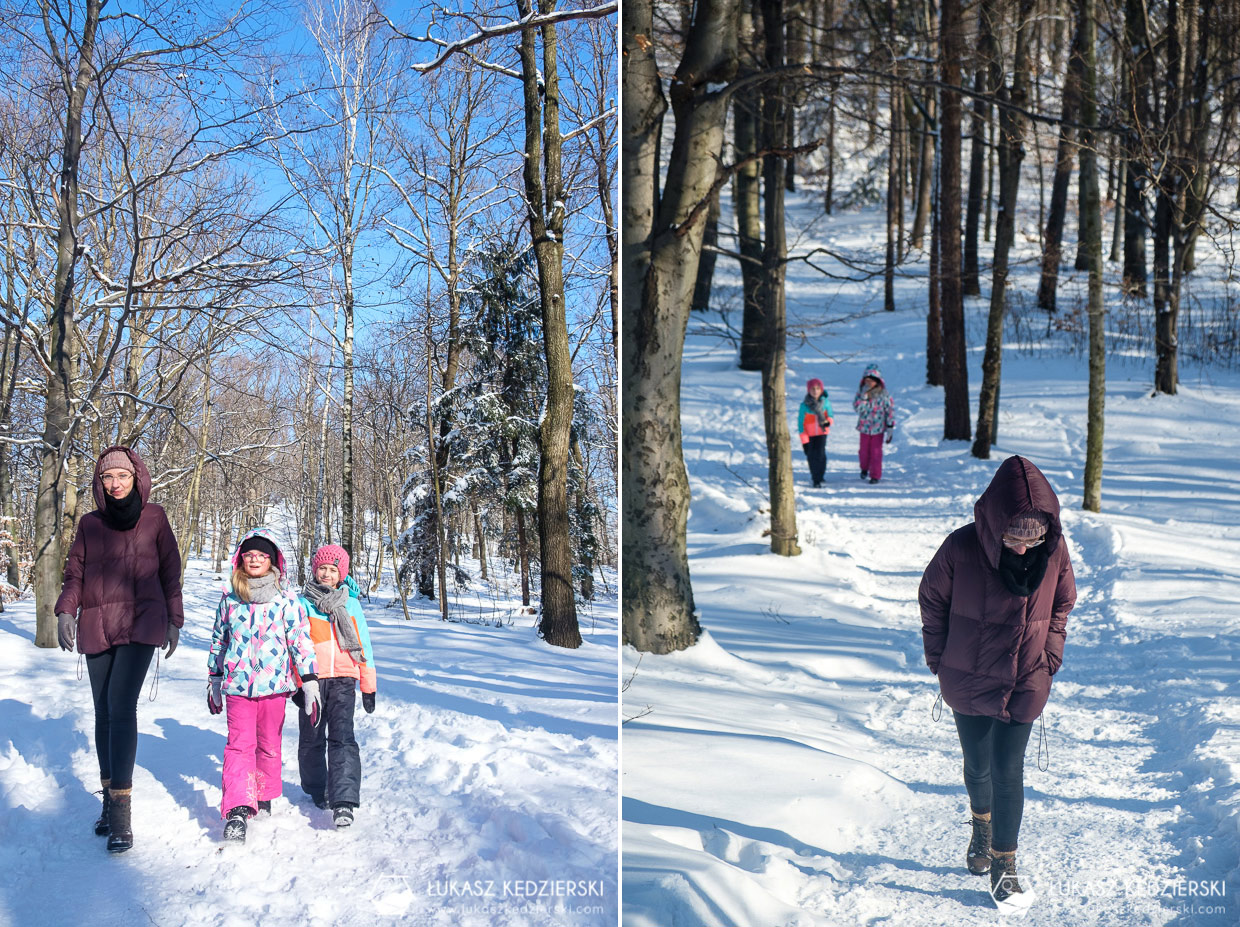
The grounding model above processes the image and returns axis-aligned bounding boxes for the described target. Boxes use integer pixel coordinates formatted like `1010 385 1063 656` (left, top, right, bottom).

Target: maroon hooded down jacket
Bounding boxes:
54 446 185 654
919 456 1076 723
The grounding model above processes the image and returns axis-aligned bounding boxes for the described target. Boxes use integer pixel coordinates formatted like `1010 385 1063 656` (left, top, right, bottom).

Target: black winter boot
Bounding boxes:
257 800 272 815
223 806 252 843
332 804 355 828
94 779 111 836
966 814 992 875
106 787 133 852
990 851 1030 904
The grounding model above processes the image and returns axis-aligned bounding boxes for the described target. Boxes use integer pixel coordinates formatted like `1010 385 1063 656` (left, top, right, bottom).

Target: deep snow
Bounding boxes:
0 560 618 927
622 188 1240 925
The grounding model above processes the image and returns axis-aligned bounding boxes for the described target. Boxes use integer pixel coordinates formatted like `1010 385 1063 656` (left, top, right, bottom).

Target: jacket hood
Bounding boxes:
974 456 1063 570
92 446 151 510
230 527 289 591
861 364 885 389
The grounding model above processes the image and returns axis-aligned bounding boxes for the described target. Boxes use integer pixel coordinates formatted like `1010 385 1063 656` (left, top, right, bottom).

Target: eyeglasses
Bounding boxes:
241 551 271 560
1002 534 1046 549
101 473 133 485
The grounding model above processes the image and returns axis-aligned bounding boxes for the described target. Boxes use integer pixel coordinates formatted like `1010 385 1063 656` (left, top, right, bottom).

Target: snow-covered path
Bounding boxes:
0 567 618 927
623 235 1240 923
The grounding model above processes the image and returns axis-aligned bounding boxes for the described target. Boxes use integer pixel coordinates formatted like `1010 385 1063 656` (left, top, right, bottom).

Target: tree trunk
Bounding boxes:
884 74 899 312
1110 158 1126 262
516 507 531 607
622 0 737 653
735 4 766 371
517 0 581 648
1037 20 1082 312
759 0 800 557
1122 0 1153 296
973 0 1035 460
34 0 103 647
963 0 997 298
342 276 355 558
940 0 970 440
910 90 935 250
1079 0 1105 512
691 185 721 311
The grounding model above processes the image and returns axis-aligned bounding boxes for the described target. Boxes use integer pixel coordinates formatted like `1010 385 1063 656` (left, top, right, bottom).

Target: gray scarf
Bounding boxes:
804 392 828 427
245 570 281 605
303 580 366 664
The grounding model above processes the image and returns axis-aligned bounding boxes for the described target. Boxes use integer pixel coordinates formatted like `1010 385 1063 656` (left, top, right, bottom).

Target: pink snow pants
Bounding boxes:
859 432 885 481
222 693 288 816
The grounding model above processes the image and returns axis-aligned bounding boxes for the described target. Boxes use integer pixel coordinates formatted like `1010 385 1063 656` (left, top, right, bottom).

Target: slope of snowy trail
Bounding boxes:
0 565 618 927
623 202 1239 925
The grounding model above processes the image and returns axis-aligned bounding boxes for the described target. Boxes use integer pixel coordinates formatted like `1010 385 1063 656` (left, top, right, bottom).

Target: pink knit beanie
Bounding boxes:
98 449 134 474
807 378 825 392
311 544 350 581
1006 512 1049 541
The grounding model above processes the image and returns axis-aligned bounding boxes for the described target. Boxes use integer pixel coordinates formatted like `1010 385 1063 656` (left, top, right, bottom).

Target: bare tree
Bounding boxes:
622 0 737 652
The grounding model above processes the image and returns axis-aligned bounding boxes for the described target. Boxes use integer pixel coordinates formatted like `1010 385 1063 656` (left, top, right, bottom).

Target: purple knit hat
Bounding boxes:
807 378 825 392
1005 512 1049 541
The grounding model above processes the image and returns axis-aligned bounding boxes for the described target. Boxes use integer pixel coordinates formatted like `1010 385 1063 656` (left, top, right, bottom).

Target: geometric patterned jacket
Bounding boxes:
207 528 318 697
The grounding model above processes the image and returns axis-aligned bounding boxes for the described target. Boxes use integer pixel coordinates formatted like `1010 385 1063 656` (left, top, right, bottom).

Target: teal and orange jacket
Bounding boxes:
297 575 376 694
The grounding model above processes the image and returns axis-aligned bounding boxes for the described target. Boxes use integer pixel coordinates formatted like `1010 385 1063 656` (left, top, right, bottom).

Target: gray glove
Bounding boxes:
163 624 179 658
57 613 76 652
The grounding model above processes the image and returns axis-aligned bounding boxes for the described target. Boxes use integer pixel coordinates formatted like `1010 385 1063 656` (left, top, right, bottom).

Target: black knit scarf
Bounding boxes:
101 487 143 531
998 543 1050 597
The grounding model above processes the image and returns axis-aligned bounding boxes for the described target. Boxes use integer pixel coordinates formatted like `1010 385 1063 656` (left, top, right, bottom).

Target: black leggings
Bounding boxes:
952 710 1034 852
85 643 156 790
802 435 827 483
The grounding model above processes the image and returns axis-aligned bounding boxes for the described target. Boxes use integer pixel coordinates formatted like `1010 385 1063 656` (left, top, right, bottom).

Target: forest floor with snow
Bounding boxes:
0 559 618 927
622 189 1240 925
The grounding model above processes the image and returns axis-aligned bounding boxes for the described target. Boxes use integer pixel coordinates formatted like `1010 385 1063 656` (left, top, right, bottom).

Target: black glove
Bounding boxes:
362 692 376 714
57 613 77 651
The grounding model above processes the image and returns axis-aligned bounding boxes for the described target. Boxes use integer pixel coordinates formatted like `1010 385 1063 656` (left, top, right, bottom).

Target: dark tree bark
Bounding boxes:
940 0 970 440
973 0 1036 459
1122 0 1153 296
758 0 800 556
910 89 935 250
963 0 998 297
34 0 103 646
1037 20 1083 312
691 185 721 311
1080 0 1105 512
518 0 581 648
735 2 766 369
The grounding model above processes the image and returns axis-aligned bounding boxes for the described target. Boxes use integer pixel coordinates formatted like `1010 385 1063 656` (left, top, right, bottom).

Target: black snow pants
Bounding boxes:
85 642 157 790
952 710 1034 853
297 676 361 807
802 434 828 484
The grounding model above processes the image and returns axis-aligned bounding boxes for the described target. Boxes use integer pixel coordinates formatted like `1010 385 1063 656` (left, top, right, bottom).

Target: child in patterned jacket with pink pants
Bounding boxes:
207 528 320 843
853 363 896 483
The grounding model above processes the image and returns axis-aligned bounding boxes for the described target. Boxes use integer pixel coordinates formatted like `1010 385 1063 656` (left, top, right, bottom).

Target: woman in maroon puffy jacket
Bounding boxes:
54 446 184 853
919 456 1076 908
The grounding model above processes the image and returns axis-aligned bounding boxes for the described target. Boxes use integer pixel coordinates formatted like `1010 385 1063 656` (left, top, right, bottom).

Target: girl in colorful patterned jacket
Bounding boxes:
294 544 377 828
853 363 896 483
207 528 320 843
